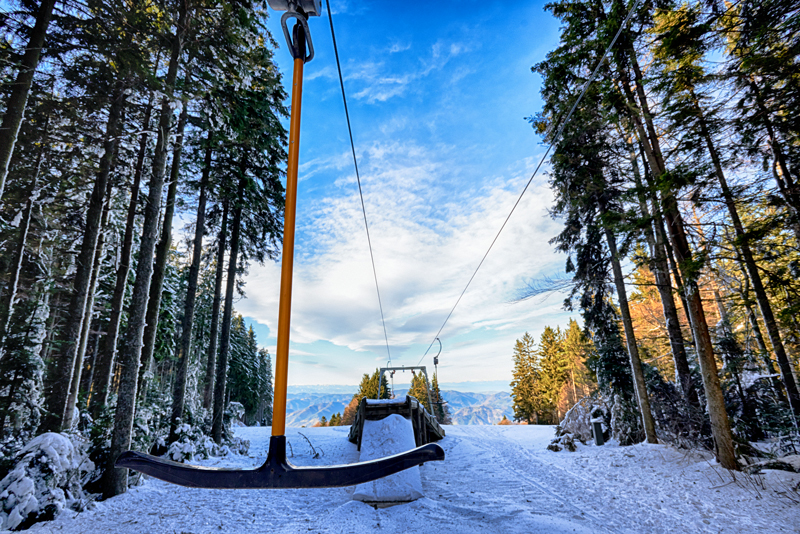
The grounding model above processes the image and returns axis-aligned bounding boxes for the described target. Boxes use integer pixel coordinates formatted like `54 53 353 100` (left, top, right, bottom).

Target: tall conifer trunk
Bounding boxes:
41 85 126 432
626 134 698 407
0 0 57 200
89 93 154 417
601 204 657 444
0 115 47 350
692 95 800 418
746 78 800 239
203 200 228 409
736 260 787 403
138 93 190 397
613 50 737 469
169 139 211 443
103 2 191 498
212 164 246 444
65 184 112 427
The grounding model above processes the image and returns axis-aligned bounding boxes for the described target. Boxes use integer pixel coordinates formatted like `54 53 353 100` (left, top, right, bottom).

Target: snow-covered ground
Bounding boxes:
20 425 800 533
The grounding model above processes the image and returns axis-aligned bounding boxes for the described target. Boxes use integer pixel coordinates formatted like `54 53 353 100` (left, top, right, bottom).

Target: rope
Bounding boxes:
418 0 643 364
325 0 392 364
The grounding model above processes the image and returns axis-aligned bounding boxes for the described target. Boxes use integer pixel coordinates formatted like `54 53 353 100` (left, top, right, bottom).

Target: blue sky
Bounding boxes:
236 0 580 388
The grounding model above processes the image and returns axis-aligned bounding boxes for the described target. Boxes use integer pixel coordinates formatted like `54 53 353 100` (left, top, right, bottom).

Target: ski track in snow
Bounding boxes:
20 425 800 534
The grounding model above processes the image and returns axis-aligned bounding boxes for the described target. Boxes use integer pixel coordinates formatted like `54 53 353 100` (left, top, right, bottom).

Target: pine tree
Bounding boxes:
0 0 58 199
537 326 569 424
651 1 800 421
510 332 539 423
354 369 390 401
408 371 432 413
430 373 451 424
561 319 596 405
257 348 273 426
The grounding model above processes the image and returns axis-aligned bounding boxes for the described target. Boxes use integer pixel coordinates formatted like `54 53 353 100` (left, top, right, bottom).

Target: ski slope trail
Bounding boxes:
23 425 799 533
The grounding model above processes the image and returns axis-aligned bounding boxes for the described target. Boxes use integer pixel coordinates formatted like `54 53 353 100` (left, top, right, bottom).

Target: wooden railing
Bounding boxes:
348 395 446 451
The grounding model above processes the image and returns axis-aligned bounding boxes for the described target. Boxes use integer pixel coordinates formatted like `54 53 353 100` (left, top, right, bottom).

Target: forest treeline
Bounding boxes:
0 0 284 502
511 320 595 425
315 368 451 427
517 0 800 470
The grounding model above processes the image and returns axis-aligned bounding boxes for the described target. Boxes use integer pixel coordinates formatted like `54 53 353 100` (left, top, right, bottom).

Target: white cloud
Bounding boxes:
388 42 411 54
344 39 470 103
236 139 574 384
304 64 337 82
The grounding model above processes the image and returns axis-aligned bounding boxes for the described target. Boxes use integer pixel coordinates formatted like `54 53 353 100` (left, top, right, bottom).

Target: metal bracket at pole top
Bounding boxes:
268 1 320 63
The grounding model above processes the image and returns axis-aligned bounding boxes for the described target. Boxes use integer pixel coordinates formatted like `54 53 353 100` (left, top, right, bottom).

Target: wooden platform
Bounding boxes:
348 395 446 451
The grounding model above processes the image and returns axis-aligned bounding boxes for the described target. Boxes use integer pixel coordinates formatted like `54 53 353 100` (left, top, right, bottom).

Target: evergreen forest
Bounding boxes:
511 0 800 471
0 0 282 504
0 0 798 529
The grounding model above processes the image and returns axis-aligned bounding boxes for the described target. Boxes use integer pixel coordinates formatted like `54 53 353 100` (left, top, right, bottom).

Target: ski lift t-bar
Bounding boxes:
115 0 444 489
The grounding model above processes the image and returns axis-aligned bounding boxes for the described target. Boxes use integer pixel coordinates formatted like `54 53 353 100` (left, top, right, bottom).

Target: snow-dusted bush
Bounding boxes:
557 396 610 443
548 396 610 451
642 364 708 449
610 394 643 445
211 436 250 458
0 287 48 448
0 433 93 530
164 424 216 463
225 401 245 426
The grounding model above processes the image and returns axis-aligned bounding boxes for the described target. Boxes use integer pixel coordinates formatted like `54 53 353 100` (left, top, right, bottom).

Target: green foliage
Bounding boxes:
354 369 390 402
408 371 432 413
510 332 538 424
227 316 273 425
430 373 451 424
511 325 595 425
0 284 48 441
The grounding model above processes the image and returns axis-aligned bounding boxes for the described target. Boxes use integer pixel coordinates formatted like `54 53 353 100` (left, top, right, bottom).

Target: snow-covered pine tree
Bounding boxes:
256 348 273 426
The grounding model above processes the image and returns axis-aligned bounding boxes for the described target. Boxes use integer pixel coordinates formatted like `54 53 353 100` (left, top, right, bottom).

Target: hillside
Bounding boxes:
284 388 513 427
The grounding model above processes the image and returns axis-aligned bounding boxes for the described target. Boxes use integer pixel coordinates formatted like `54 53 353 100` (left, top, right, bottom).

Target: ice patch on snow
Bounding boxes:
352 414 423 503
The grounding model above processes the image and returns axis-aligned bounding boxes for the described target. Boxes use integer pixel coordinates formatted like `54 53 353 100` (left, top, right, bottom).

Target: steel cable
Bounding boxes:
325 0 393 363
417 0 644 364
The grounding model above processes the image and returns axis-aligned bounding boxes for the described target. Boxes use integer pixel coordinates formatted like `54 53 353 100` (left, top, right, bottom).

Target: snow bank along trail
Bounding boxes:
21 425 799 533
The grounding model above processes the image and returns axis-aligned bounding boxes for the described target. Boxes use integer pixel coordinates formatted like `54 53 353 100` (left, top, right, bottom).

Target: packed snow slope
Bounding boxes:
23 426 800 534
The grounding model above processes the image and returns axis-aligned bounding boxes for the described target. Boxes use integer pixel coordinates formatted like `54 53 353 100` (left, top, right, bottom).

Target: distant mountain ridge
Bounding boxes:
284 385 513 427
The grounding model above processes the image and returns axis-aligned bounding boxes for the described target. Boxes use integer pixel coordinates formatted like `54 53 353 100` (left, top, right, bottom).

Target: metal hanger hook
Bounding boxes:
281 10 315 62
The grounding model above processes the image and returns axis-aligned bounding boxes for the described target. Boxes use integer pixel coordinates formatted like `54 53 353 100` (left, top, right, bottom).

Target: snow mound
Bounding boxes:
352 414 423 503
0 433 93 531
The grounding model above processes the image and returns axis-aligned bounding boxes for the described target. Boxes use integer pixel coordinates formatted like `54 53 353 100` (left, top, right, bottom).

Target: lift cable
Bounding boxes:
417 0 643 365
325 0 393 364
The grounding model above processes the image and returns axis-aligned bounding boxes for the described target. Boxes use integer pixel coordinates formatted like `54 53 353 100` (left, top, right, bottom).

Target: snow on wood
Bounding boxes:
365 398 407 405
352 414 423 503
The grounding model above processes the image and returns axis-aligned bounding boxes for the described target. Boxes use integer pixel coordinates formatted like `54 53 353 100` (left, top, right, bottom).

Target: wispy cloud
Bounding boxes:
388 42 411 54
237 139 570 384
345 39 470 103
